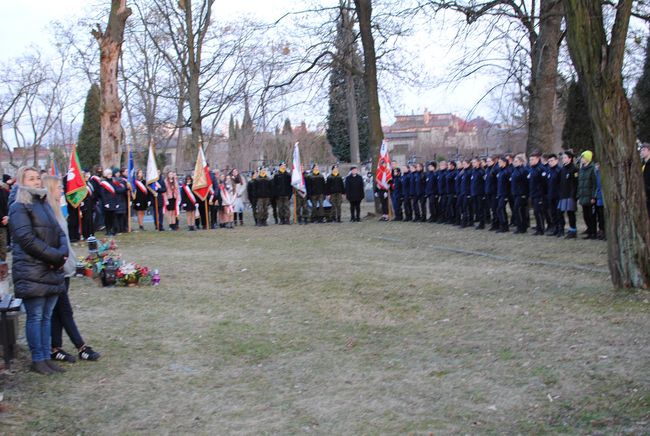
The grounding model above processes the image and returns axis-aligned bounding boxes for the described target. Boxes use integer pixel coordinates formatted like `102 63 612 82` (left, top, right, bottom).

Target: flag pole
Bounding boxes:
154 195 159 230
293 188 297 224
78 207 83 241
127 194 132 232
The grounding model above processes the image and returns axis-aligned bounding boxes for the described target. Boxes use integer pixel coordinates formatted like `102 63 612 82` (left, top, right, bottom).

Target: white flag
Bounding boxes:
290 142 306 196
146 143 159 186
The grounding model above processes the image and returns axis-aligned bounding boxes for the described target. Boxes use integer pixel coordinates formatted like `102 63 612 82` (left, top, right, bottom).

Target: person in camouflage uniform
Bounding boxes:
326 164 344 223
273 162 293 225
306 164 326 223
253 168 273 226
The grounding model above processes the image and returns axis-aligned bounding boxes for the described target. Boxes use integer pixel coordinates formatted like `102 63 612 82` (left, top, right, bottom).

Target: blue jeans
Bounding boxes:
23 295 59 362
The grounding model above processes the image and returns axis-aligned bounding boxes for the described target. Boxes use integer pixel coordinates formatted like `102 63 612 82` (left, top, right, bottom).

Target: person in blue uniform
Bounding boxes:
446 161 458 224
402 166 412 221
545 154 561 236
409 164 421 222
425 161 438 222
510 154 529 234
528 150 548 235
436 161 448 223
390 167 403 221
495 156 511 233
459 160 472 227
485 156 499 230
470 158 486 229
558 151 579 238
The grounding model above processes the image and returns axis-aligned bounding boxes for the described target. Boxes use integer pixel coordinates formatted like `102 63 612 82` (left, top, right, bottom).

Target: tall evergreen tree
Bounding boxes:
228 114 237 140
561 79 593 155
634 35 650 143
77 84 102 169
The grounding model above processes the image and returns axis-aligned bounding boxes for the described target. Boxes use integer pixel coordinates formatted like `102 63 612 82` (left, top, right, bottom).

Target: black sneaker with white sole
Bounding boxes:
51 348 77 363
79 346 101 361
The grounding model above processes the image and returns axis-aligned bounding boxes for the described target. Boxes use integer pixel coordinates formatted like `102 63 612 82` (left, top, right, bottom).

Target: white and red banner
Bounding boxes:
375 142 392 190
291 142 306 197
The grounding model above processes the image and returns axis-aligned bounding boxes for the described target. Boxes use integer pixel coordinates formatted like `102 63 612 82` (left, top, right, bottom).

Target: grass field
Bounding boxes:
1 207 649 434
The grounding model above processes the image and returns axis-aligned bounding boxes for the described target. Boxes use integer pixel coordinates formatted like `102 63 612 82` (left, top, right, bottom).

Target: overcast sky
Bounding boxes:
0 0 496 128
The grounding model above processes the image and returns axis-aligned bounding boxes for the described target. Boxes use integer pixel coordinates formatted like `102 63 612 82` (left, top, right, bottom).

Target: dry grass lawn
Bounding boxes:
1 207 649 434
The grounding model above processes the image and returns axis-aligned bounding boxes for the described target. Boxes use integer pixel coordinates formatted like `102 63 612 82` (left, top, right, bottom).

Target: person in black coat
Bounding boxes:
425 162 438 223
326 165 345 223
10 167 68 375
180 175 198 230
445 161 458 224
132 169 151 230
401 167 412 221
0 175 10 263
273 163 293 224
344 166 365 222
98 168 123 236
436 161 448 223
153 171 167 231
484 156 499 230
558 151 579 238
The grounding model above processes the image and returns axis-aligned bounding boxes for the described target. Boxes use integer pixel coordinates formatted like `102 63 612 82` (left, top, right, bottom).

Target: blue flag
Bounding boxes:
128 150 136 189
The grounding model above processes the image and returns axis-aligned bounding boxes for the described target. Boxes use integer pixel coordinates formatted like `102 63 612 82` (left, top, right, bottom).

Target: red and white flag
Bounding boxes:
192 146 213 201
375 142 392 190
291 142 306 197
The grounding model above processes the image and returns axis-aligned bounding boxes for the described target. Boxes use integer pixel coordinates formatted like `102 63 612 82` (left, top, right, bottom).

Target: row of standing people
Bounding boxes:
381 150 610 239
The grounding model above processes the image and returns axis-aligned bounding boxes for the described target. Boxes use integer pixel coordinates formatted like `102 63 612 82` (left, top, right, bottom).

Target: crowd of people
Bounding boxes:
0 144 647 374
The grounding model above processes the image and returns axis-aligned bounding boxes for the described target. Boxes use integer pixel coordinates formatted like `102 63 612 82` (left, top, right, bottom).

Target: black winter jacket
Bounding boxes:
326 174 345 195
254 176 273 198
273 171 293 197
9 187 68 299
306 173 326 196
344 174 365 202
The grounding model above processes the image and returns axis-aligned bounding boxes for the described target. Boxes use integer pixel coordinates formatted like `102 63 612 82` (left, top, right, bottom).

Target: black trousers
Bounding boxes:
428 195 438 222
487 194 497 226
514 196 528 232
392 194 403 220
403 196 413 220
596 205 605 233
582 203 597 236
548 198 560 232
349 201 361 221
473 195 485 226
250 199 258 223
455 194 464 225
418 197 427 221
411 197 421 220
51 278 85 350
497 196 509 230
379 195 388 215
531 196 546 232
210 205 219 228
104 210 116 235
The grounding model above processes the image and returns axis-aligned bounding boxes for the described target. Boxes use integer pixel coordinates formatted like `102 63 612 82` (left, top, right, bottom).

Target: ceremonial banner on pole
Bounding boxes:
192 146 212 201
146 143 159 188
65 144 88 208
290 142 306 197
375 141 392 190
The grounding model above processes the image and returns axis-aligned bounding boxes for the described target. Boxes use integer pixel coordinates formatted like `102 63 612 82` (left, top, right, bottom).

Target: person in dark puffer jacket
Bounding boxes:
10 166 68 375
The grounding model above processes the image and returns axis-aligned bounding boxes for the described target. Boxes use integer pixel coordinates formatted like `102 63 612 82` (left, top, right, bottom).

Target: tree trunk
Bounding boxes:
345 71 360 164
341 1 360 164
526 0 563 154
92 0 131 169
354 0 383 157
564 0 650 289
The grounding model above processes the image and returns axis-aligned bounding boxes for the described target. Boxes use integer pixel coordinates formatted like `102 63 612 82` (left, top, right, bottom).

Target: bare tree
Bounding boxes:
92 0 132 169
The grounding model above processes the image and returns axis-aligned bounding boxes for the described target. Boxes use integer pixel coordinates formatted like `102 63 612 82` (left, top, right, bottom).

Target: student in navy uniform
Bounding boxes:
436 161 448 223
454 161 465 226
470 158 486 229
445 161 458 224
528 150 548 235
390 167 403 221
401 166 412 221
415 163 427 222
545 154 561 236
484 156 499 230
344 165 365 222
495 156 511 233
408 164 421 221
510 154 529 234
458 160 472 227
425 161 438 222
558 151 579 238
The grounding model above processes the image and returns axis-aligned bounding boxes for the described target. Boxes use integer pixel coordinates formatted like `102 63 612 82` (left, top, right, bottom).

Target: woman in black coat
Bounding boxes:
344 166 365 222
132 169 151 231
9 166 68 375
